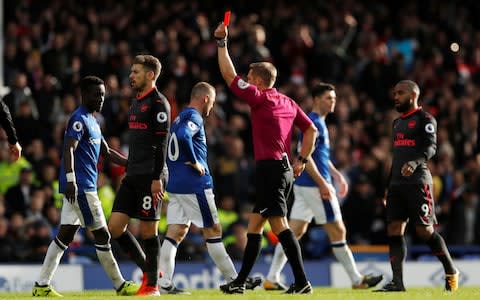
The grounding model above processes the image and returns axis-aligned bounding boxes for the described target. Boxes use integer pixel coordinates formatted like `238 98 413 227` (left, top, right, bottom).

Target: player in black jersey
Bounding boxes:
375 80 458 292
108 55 171 296
0 97 22 161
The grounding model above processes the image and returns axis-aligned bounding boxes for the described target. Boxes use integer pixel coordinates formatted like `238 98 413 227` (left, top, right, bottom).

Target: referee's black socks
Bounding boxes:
278 229 308 286
235 233 262 284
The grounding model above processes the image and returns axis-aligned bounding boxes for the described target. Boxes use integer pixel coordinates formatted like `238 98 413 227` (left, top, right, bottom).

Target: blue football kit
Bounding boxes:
166 107 213 193
59 106 102 193
295 112 332 187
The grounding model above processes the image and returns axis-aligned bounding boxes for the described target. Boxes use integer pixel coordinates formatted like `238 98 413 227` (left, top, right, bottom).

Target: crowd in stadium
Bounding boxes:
1 0 480 263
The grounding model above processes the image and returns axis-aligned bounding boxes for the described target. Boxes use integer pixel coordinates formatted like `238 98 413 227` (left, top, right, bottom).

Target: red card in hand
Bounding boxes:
224 10 231 26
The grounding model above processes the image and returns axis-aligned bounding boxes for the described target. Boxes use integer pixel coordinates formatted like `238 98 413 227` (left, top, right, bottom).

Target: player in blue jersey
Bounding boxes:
158 82 261 293
264 83 383 291
32 76 139 297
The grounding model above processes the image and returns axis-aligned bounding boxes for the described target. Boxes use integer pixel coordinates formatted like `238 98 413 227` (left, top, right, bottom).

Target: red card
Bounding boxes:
224 10 231 26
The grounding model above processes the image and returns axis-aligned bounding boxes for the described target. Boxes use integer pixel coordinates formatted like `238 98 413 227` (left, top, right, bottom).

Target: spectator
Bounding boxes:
3 73 39 119
0 216 17 262
225 220 249 260
446 186 480 245
5 167 36 217
13 101 42 146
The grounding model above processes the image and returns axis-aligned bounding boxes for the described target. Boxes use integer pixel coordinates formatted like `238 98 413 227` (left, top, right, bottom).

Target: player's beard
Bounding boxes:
395 100 412 113
131 78 146 93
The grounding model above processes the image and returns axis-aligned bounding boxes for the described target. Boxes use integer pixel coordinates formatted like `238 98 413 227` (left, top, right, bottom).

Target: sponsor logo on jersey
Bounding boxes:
394 138 416 147
394 132 416 146
88 137 102 145
129 121 148 129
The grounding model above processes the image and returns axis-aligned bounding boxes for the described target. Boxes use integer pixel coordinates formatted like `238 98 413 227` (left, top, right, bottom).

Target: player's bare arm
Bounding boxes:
8 142 22 162
401 161 416 177
100 138 127 166
304 158 333 201
63 137 79 203
293 124 317 177
329 160 348 197
185 161 206 176
151 179 164 202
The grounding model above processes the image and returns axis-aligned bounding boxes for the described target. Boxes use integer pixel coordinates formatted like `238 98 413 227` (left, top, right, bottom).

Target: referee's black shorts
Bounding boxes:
253 155 294 218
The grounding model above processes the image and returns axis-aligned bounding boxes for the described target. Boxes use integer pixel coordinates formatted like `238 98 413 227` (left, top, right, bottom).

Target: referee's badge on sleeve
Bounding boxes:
237 79 249 89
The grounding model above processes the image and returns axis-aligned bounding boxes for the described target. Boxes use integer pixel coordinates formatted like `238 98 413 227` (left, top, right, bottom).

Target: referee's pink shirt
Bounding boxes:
229 75 313 161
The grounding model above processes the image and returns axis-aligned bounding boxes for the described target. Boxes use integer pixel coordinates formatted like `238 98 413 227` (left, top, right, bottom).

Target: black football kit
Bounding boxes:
386 107 438 225
113 87 170 220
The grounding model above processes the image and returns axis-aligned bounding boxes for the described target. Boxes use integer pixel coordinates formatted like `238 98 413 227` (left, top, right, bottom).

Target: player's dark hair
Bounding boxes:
311 82 335 98
133 55 162 79
249 62 277 87
80 76 104 95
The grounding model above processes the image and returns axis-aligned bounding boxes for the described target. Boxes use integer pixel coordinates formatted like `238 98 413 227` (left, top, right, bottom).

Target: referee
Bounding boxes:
215 22 317 294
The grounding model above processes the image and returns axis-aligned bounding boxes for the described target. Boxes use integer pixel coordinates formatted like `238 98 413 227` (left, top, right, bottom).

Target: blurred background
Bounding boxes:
1 0 480 267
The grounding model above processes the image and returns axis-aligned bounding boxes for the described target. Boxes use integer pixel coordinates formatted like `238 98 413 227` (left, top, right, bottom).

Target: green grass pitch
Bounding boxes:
0 287 479 300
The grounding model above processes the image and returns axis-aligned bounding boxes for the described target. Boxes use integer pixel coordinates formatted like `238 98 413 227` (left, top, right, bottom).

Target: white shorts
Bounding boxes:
166 189 219 228
291 185 342 224
61 191 106 231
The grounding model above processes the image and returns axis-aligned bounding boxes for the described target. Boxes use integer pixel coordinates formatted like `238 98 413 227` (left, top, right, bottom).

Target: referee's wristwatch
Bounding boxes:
216 38 227 48
297 155 308 164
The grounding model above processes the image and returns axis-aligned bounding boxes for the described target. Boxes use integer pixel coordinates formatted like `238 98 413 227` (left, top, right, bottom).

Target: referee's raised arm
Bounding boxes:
214 22 237 86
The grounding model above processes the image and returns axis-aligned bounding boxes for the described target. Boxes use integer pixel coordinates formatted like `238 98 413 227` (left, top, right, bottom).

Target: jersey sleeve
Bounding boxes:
386 120 398 187
151 94 171 179
177 118 200 164
65 114 85 141
412 114 437 168
229 75 263 107
293 102 313 132
0 98 18 145
421 114 437 160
